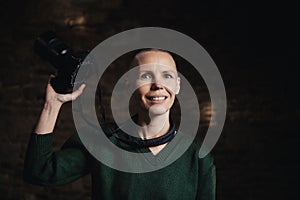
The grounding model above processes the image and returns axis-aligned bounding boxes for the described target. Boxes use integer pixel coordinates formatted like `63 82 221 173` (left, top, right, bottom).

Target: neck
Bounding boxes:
136 111 170 140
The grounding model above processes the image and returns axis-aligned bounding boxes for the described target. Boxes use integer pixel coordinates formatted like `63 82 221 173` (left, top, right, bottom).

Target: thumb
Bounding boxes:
71 84 86 101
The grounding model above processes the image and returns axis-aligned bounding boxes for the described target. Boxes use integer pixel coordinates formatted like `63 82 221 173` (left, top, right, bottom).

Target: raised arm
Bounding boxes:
23 79 89 186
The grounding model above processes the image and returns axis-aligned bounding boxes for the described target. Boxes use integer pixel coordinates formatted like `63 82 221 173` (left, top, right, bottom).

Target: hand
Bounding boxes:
35 76 86 134
45 75 86 106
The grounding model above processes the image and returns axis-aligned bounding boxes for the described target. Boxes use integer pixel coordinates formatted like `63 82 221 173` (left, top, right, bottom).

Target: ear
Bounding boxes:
175 76 180 95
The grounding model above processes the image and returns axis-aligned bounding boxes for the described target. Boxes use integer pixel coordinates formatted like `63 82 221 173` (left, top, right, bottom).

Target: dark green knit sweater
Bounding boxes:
24 127 216 200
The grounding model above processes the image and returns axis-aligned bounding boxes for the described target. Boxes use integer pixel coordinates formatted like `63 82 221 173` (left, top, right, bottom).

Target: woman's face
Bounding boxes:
133 51 180 116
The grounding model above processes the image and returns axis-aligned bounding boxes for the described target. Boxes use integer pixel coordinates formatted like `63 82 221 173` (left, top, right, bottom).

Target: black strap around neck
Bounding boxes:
106 121 176 148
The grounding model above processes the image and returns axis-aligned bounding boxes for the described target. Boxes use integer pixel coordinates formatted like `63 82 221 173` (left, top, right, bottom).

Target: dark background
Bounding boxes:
0 0 298 199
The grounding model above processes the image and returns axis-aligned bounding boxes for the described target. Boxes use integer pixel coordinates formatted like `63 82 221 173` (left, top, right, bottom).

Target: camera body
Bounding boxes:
34 31 89 94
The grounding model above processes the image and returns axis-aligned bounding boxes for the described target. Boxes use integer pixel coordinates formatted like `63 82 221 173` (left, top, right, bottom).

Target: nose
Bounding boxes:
150 80 163 90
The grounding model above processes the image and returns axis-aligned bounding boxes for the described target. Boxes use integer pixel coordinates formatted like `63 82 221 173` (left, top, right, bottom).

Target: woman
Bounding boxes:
24 49 216 199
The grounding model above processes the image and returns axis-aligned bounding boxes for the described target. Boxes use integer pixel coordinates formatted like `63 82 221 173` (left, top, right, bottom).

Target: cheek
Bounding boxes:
163 81 178 94
136 85 149 97
168 95 176 106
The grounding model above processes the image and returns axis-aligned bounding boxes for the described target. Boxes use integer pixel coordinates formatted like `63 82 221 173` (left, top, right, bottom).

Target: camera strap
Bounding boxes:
105 119 177 148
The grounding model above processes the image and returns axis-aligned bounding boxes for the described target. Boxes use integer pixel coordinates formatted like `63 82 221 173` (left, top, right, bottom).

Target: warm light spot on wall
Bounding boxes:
64 16 86 28
201 102 216 126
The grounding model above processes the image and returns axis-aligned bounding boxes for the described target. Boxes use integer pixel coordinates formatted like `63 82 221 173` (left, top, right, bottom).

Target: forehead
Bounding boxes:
133 51 177 71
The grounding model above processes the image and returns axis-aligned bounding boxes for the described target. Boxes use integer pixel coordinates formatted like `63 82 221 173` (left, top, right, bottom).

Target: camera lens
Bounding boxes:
47 37 70 56
34 31 71 69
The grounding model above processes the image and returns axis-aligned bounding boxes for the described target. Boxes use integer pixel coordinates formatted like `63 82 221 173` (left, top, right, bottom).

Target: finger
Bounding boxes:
45 79 57 96
71 84 86 101
78 83 86 91
46 75 56 93
56 84 86 103
48 74 55 83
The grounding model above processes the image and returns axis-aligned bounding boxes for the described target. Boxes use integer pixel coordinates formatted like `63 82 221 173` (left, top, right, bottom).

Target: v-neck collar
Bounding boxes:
113 128 189 167
104 116 193 167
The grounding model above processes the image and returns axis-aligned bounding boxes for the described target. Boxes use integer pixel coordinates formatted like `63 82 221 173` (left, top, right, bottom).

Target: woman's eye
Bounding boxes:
141 73 152 79
164 74 173 79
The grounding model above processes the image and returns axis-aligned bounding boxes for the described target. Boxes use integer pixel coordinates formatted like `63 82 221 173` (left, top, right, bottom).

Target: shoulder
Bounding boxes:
177 133 215 174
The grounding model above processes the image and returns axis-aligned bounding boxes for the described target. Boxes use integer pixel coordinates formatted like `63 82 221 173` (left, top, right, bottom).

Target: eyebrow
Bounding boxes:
139 70 153 74
162 70 176 74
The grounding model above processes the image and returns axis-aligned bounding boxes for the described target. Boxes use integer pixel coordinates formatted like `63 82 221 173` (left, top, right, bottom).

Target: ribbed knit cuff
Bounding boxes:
28 132 54 156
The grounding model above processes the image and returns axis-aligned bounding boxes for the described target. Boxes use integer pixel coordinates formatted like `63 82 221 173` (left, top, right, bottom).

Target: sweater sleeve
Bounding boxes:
23 132 90 186
196 153 216 200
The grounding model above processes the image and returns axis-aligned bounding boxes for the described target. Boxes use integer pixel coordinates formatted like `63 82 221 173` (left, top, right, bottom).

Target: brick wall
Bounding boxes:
0 0 298 199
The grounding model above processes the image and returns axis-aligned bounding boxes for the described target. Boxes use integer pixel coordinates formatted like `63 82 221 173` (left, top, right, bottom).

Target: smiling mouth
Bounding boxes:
146 96 167 101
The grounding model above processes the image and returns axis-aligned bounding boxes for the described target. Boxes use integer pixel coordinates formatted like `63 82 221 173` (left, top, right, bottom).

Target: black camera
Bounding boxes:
34 31 89 94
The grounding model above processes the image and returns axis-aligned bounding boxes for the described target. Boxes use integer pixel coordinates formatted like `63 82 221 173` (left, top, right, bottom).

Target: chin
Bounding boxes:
148 105 169 116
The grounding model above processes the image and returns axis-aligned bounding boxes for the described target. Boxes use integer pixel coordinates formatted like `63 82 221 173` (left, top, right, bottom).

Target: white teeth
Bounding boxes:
151 97 165 101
